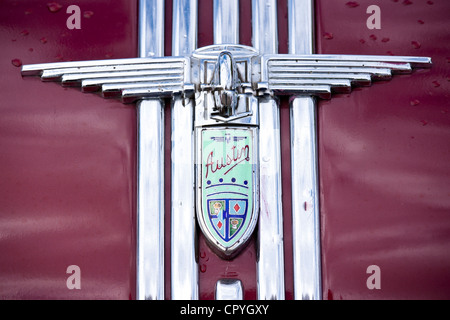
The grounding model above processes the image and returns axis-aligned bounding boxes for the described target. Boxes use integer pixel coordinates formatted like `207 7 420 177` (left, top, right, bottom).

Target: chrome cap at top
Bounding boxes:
192 44 258 59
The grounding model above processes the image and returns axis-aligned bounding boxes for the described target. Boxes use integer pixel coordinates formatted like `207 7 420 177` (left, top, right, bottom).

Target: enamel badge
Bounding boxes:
197 128 258 258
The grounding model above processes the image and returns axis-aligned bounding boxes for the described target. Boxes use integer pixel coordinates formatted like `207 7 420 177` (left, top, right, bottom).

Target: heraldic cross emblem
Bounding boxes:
20 0 431 300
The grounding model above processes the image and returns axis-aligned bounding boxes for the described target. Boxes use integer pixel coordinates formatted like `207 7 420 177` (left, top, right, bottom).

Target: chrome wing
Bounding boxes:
21 57 193 104
259 54 432 99
21 53 432 103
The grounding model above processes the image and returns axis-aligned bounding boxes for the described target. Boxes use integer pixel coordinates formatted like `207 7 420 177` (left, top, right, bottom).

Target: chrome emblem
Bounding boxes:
20 45 431 259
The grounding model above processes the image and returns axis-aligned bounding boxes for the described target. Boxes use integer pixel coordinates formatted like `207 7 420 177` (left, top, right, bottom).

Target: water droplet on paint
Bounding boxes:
323 32 333 40
432 80 440 88
11 59 22 67
47 2 62 13
411 41 421 49
345 1 360 8
83 11 94 18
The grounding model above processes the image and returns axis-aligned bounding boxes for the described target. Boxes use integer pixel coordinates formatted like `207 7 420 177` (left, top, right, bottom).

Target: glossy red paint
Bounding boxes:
316 0 450 299
0 0 138 299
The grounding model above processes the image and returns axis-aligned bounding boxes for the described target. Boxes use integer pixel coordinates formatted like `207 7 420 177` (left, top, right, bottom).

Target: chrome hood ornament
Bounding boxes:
212 51 239 117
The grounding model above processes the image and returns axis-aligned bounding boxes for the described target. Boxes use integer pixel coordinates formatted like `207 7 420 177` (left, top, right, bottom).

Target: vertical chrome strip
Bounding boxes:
253 0 285 300
138 0 164 58
136 100 165 300
172 0 198 57
288 0 314 55
213 0 239 44
252 0 278 55
136 0 165 300
288 0 322 300
171 0 199 300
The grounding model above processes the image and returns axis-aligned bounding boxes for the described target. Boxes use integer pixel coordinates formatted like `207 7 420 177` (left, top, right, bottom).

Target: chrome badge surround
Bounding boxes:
193 45 260 258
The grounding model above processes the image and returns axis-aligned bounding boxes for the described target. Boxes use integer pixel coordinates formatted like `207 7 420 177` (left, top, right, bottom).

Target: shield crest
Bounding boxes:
197 127 259 258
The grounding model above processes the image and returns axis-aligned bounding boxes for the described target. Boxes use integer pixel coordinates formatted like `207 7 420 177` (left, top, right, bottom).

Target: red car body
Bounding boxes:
0 0 449 299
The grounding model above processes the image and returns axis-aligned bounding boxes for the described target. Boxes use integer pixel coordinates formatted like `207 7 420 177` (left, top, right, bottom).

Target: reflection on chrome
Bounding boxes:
136 0 165 300
171 0 199 300
253 0 286 300
288 0 322 301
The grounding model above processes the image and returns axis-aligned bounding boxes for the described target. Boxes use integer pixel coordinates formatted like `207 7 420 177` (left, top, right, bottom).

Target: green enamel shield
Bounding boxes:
197 127 258 258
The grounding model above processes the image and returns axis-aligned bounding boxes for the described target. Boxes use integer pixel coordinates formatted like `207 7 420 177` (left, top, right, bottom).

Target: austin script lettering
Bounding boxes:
205 145 250 178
